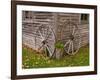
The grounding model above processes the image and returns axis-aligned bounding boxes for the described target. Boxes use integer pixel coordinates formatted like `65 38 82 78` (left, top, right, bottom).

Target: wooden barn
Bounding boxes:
22 11 89 58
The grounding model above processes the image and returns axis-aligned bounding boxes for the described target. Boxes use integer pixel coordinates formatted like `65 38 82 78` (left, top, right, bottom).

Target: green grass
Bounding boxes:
22 46 89 69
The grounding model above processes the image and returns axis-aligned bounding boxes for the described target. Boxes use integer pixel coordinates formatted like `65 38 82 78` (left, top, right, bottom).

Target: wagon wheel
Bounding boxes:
64 22 81 55
34 24 56 57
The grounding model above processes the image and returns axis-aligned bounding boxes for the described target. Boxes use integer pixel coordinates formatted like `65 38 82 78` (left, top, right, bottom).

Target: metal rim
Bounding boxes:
64 22 81 55
35 24 56 57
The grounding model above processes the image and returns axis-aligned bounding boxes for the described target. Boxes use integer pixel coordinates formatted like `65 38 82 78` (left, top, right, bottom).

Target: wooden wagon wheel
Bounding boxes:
64 22 81 55
34 24 56 57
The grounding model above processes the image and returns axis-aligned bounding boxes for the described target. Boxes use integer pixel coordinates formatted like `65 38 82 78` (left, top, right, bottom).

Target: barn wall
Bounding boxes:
22 11 56 50
78 24 89 47
22 11 89 50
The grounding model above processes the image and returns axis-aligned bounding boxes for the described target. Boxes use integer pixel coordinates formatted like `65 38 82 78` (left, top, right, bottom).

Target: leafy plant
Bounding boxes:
55 41 64 50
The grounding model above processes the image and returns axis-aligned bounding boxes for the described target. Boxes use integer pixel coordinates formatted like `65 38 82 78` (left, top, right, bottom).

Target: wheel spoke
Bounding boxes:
45 27 49 39
71 41 74 54
38 30 44 40
45 32 51 41
67 40 71 53
45 27 53 41
45 44 52 57
38 44 44 51
72 25 76 35
69 23 72 33
44 47 47 55
64 40 70 47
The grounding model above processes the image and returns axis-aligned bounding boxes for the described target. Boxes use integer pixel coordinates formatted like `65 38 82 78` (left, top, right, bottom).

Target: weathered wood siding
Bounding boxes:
22 11 89 50
78 24 89 46
56 13 80 42
22 11 56 50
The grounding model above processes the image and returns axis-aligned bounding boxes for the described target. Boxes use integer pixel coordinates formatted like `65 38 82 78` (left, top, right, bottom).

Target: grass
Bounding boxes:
22 45 89 69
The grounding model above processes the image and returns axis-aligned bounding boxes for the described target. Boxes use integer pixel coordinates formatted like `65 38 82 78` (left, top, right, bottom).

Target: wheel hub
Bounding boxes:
70 34 74 40
42 40 47 44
